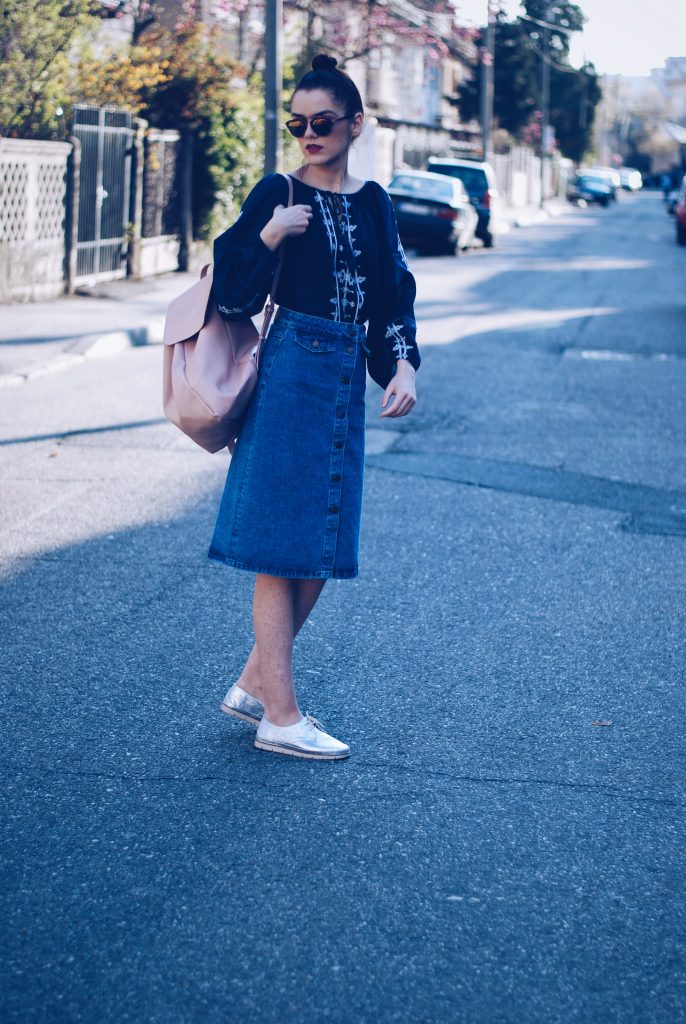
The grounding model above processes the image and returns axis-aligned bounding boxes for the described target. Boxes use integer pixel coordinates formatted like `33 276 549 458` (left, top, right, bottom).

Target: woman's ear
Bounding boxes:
351 113 364 140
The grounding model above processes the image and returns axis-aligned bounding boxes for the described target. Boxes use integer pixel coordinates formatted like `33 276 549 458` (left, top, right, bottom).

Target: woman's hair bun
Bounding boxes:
312 54 338 73
293 52 363 117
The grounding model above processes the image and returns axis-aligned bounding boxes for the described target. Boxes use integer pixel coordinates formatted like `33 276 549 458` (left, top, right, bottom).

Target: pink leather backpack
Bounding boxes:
162 173 293 453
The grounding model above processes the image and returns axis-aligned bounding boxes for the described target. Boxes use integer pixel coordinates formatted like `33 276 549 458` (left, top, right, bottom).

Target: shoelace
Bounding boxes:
304 714 325 731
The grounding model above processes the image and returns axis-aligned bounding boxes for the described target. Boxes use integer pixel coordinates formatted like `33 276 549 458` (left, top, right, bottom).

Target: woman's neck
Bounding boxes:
297 159 350 194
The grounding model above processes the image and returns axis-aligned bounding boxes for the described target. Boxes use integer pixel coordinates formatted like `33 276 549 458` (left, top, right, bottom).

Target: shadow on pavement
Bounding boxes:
2 444 685 1022
0 419 168 448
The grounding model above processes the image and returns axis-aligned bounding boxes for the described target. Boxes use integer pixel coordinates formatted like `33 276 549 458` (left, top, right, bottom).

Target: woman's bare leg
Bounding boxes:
236 577 326 703
292 578 327 633
246 575 327 726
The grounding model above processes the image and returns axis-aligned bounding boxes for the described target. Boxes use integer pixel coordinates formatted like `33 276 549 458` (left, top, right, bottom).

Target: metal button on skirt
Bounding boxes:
208 306 368 579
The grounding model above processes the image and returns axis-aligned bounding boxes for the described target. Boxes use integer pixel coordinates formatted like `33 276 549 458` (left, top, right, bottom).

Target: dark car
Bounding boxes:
426 157 500 247
387 170 478 255
568 173 613 207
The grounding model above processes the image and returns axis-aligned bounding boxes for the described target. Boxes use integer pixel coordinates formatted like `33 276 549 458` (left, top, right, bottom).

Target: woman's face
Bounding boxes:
290 87 363 167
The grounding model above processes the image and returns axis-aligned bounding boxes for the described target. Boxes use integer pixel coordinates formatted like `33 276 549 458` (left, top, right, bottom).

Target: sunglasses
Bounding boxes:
285 114 350 138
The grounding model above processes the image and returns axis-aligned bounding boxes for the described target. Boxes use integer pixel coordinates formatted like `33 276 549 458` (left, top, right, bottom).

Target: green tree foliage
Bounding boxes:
458 0 600 162
68 19 263 240
137 24 264 239
550 62 602 162
459 15 539 138
0 0 91 138
522 0 585 58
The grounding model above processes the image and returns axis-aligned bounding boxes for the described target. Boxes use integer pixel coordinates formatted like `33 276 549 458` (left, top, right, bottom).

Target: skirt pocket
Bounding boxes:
293 332 337 354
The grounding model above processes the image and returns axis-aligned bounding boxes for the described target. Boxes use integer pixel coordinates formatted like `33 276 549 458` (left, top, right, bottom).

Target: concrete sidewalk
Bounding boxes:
0 271 196 385
495 197 569 232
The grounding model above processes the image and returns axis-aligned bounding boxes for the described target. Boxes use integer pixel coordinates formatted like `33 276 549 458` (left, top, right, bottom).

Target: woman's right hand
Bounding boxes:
260 204 313 250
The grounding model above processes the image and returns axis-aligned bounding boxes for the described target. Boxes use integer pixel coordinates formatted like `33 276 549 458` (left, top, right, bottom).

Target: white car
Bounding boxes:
619 167 643 191
589 166 622 189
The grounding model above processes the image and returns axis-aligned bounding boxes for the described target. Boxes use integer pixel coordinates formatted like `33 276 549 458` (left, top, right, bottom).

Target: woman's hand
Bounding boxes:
260 204 313 250
380 361 417 418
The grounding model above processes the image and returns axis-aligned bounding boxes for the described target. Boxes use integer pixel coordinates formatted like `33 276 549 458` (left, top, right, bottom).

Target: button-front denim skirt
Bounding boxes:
208 307 368 579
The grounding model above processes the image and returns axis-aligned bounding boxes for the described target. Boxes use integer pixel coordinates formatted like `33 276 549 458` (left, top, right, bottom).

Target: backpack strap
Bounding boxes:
258 172 293 342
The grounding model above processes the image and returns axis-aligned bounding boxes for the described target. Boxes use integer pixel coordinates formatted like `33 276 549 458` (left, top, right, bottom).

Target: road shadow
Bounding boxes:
2 441 684 1022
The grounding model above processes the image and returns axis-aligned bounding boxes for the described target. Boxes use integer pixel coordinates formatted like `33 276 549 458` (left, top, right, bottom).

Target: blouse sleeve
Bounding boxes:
366 182 420 389
212 173 289 320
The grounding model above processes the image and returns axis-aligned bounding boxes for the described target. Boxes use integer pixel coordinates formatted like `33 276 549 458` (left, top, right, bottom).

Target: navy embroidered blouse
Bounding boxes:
212 173 420 388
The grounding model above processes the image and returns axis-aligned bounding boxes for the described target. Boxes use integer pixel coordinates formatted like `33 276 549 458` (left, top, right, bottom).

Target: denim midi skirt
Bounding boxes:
208 306 368 579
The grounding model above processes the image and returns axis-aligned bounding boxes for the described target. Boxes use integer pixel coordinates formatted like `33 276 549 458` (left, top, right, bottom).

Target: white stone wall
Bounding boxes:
0 139 71 302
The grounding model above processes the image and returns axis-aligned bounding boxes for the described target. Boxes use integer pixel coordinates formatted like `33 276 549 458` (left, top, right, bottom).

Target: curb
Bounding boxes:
0 319 164 388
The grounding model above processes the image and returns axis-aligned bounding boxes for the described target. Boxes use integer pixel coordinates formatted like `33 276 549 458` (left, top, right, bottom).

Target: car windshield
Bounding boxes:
578 175 606 185
430 165 486 192
390 176 454 201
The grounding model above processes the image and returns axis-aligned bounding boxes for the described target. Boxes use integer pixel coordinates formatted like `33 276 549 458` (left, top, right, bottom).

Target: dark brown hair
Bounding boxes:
291 54 364 118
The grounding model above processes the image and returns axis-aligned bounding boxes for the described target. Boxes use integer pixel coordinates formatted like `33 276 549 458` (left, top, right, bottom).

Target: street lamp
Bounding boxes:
519 6 572 206
480 0 496 163
264 0 283 175
540 5 551 206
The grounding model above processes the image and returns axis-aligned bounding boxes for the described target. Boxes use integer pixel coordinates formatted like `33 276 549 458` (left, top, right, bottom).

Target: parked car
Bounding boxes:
581 167 620 200
387 170 478 255
568 173 613 207
675 176 686 245
426 157 500 247
619 167 643 191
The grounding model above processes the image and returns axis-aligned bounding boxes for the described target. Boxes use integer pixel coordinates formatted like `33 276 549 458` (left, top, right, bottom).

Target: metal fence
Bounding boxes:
72 105 134 283
0 109 188 301
142 128 181 239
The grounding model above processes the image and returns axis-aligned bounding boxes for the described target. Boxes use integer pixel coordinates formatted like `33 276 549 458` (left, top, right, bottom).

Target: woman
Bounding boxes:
208 54 420 761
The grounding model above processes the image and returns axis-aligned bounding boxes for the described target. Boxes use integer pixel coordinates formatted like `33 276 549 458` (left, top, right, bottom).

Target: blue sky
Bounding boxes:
455 0 686 77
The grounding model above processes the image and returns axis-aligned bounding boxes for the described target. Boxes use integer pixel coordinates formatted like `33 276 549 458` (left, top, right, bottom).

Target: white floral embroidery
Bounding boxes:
340 197 365 318
397 235 409 269
315 192 342 319
385 320 413 361
315 191 338 251
217 293 260 316
314 191 366 321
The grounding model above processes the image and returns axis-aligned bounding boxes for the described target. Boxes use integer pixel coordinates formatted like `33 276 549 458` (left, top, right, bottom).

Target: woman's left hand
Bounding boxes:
380 361 417 418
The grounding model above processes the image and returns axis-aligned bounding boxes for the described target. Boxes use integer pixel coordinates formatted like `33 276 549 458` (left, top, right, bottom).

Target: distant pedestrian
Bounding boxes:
208 54 420 760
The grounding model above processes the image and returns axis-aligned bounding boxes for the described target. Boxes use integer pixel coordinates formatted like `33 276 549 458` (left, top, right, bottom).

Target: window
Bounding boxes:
390 176 454 201
430 164 488 193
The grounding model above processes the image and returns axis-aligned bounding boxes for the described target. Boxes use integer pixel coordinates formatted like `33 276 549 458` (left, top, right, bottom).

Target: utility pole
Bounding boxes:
264 0 283 175
539 4 551 206
480 0 495 163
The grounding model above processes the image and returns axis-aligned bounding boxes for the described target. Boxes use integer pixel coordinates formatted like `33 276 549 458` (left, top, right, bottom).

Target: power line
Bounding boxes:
518 13 572 35
517 21 587 76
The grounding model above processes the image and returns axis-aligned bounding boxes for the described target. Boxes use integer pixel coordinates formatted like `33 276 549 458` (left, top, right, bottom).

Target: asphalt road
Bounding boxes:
1 191 685 1023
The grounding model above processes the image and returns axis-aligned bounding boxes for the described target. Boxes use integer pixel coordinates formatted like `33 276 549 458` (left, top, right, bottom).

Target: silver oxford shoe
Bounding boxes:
220 683 264 725
254 714 350 760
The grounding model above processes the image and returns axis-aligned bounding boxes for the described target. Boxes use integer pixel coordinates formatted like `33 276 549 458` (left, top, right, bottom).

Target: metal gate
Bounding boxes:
72 105 133 283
